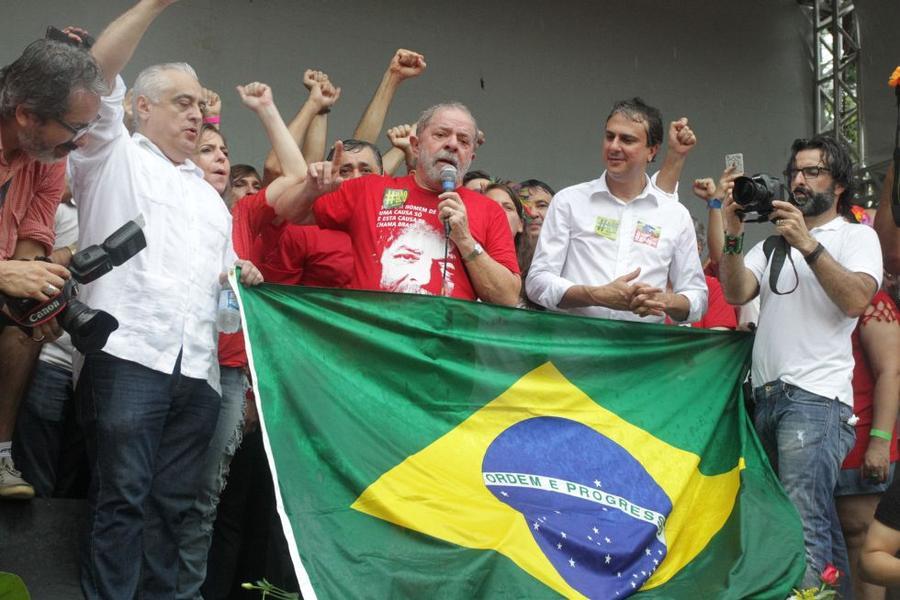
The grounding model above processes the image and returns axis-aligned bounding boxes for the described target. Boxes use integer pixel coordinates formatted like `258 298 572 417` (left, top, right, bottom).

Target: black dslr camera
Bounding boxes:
0 218 146 352
732 174 788 222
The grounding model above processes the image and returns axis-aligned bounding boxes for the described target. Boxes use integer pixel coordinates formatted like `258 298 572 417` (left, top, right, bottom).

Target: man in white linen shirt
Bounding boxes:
67 1 263 598
526 97 707 323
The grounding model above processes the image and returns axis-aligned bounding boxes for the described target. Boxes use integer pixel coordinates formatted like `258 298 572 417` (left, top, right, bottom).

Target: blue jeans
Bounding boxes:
12 361 74 497
753 380 856 590
177 365 246 599
76 351 220 600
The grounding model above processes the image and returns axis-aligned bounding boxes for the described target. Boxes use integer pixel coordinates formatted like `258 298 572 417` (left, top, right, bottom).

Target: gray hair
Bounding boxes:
0 39 107 120
132 62 198 123
415 102 478 140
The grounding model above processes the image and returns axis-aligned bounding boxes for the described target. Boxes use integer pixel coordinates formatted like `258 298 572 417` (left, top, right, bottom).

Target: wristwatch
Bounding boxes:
463 242 484 262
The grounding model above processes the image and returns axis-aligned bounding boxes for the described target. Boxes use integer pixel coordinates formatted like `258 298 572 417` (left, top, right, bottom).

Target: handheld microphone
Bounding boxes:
439 165 457 236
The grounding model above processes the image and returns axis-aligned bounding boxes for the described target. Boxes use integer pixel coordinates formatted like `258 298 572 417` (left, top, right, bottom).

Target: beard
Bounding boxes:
790 185 835 217
19 127 66 164
418 148 471 189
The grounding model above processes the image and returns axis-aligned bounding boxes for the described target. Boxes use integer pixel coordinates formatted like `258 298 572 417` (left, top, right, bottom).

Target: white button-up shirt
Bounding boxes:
526 172 707 323
746 216 883 405
68 76 235 393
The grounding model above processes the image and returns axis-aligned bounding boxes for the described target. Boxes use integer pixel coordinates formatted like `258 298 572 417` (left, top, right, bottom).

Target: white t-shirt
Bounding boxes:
746 217 883 405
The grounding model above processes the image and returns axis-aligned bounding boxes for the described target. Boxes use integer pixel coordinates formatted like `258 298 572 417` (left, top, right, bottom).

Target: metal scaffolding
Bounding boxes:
810 0 864 164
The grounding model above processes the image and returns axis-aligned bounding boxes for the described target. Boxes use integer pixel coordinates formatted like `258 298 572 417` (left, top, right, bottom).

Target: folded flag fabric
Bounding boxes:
234 281 805 600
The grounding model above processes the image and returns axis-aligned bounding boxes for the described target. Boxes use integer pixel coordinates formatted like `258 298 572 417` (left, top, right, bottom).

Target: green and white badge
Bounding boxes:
382 188 409 208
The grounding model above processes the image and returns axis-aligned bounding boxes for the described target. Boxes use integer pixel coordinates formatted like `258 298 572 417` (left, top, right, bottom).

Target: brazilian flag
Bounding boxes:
234 280 805 599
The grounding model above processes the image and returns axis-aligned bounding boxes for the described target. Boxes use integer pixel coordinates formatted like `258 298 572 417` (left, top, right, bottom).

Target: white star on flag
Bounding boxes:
605 554 612 564
569 558 576 567
561 532 567 539
556 543 562 550
533 522 540 531
592 527 599 534
631 581 637 589
653 559 659 565
594 479 602 487
500 491 508 497
605 537 611 543
645 548 651 556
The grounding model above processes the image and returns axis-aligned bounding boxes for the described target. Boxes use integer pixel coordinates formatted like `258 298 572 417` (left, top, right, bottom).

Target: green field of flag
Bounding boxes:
234 280 805 599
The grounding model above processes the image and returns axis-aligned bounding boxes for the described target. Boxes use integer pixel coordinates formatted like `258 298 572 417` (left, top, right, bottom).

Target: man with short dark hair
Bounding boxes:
525 97 707 323
327 138 382 179
0 35 106 499
719 134 883 588
272 101 520 305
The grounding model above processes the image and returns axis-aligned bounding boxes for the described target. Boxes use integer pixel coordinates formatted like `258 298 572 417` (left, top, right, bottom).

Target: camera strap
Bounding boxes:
4 293 68 328
763 235 799 295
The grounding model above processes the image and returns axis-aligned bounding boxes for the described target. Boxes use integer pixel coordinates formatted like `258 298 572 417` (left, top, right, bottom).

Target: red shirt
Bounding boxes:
313 173 519 300
219 188 282 368
260 224 353 288
0 145 66 258
843 290 900 469
693 276 737 329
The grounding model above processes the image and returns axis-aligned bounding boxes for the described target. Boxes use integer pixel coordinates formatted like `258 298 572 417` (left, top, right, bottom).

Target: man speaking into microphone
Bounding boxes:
271 102 520 304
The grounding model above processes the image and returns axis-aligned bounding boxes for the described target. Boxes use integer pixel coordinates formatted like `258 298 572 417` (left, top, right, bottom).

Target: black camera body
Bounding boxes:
732 174 787 223
0 219 146 353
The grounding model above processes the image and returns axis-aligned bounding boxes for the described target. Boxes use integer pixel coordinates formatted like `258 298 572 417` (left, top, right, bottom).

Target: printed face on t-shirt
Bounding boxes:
378 220 453 295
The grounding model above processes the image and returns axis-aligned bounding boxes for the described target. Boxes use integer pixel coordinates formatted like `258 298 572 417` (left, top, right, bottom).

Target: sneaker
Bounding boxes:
0 456 35 500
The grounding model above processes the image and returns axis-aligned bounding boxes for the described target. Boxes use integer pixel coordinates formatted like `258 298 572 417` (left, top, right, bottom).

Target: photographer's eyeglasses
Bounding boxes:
54 115 101 143
783 166 831 180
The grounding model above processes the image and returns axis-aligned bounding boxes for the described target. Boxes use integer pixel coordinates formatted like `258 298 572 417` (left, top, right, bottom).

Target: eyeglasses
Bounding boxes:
784 166 831 180
54 114 100 143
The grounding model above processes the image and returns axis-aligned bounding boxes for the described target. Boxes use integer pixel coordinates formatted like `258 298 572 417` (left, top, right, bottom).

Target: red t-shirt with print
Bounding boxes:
313 173 519 300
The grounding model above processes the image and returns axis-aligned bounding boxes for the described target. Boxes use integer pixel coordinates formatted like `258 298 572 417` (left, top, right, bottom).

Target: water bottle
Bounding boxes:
217 285 241 333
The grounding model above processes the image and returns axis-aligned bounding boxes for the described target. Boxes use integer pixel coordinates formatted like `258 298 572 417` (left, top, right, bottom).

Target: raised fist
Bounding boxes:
668 117 696 156
387 124 415 150
236 82 273 111
389 49 426 81
202 88 222 117
303 69 329 91
692 178 716 201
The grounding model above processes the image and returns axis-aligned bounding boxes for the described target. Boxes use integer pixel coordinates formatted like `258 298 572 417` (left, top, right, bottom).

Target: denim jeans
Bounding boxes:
12 361 74 497
76 351 220 600
176 365 247 599
753 380 856 590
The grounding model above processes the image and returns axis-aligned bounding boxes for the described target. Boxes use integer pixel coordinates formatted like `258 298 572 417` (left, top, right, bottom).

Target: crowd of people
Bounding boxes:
0 1 899 599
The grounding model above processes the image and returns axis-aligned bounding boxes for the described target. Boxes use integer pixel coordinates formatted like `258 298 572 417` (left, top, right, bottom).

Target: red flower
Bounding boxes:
821 563 841 587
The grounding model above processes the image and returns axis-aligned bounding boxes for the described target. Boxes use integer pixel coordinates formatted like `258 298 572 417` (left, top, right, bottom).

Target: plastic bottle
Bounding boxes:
217 284 241 333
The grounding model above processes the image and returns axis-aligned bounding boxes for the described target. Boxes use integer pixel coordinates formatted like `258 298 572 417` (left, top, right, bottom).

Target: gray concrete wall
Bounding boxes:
3 0 897 244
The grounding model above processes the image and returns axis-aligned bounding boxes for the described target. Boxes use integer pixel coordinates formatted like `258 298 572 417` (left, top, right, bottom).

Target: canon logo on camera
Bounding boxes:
27 298 65 324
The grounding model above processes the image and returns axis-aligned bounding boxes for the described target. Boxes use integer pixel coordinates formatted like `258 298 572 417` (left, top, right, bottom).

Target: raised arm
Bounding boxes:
353 49 425 144
263 70 339 183
382 123 416 175
693 165 741 265
718 182 761 305
655 118 696 195
270 141 346 225
91 0 178 85
237 82 307 207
